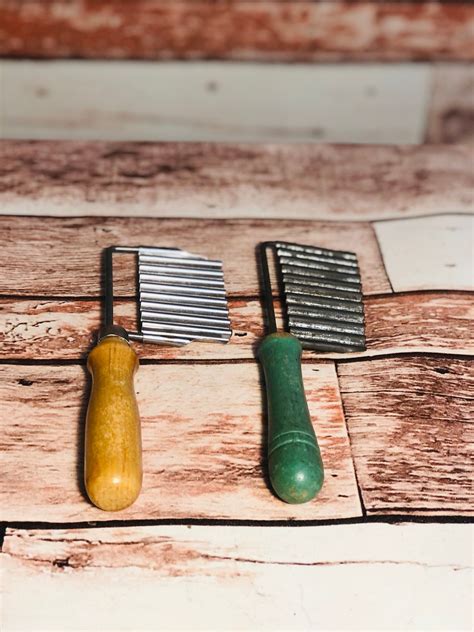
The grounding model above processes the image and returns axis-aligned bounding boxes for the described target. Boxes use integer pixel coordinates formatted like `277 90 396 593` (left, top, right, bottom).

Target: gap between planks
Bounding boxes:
3 514 474 532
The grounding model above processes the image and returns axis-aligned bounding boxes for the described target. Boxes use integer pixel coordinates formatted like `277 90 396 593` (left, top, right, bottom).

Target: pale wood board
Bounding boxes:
0 362 361 522
0 216 391 296
0 60 430 144
374 214 474 292
426 63 474 144
1 293 473 362
2 523 473 631
1 0 472 61
338 357 474 516
1 142 473 221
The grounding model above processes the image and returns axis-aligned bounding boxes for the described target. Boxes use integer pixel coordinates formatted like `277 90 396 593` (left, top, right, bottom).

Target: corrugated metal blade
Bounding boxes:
274 241 366 352
136 246 232 346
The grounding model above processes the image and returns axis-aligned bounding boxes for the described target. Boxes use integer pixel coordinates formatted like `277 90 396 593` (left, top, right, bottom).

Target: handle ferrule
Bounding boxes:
258 332 324 503
85 335 142 511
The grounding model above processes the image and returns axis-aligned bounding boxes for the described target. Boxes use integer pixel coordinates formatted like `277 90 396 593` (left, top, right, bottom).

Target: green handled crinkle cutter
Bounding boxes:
258 241 366 504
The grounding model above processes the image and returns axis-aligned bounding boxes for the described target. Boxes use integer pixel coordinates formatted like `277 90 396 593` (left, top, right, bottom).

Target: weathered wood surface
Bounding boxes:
1 142 473 220
3 355 472 522
0 362 361 522
1 293 473 361
426 63 474 144
1 1 473 61
374 214 474 292
2 524 472 631
1 60 431 144
1 140 472 632
0 216 391 297
338 357 474 516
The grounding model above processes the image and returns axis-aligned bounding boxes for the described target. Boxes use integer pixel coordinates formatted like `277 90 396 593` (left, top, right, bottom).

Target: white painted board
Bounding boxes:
2 523 473 631
374 214 474 292
0 61 430 143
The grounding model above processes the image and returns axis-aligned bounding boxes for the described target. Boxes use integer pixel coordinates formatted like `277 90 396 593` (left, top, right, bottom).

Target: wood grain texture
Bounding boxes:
0 216 391 296
426 63 474 144
84 336 142 512
1 142 473 220
338 357 474 515
1 293 473 361
374 214 474 292
2 524 472 631
0 60 430 144
0 362 361 522
1 1 473 61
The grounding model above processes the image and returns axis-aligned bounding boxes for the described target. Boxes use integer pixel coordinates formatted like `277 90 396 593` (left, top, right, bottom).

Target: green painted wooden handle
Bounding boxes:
258 332 324 503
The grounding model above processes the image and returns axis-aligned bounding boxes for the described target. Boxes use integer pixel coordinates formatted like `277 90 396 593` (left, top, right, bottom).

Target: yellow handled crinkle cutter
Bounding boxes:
85 245 232 512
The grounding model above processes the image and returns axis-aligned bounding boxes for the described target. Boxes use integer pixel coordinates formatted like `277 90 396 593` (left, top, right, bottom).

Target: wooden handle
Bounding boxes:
258 332 324 504
85 335 142 511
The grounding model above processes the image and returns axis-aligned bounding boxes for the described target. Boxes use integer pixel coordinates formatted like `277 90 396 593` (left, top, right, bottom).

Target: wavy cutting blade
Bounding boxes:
106 246 232 346
261 241 366 353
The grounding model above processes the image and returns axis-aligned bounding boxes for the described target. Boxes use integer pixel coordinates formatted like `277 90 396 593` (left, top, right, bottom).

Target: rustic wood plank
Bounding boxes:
1 141 473 220
2 524 472 631
1 293 472 361
0 362 361 522
0 60 430 144
0 216 391 296
374 214 474 292
338 357 474 515
426 63 474 144
1 1 473 61
357 292 474 358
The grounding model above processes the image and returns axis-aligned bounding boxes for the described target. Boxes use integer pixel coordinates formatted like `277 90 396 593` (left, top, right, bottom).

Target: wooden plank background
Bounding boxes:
1 0 473 624
1 6 473 630
0 141 472 630
0 144 472 525
1 0 473 61
1 142 472 220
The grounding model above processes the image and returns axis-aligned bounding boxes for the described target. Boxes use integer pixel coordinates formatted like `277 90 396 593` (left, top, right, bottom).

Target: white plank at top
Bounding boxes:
1 61 430 143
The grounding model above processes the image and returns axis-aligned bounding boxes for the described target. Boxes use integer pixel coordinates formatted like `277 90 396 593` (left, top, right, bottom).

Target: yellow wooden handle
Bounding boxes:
84 335 142 511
